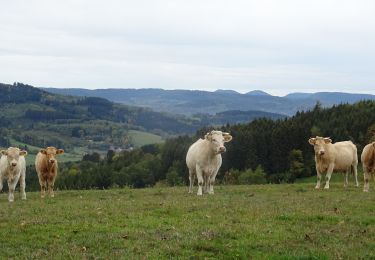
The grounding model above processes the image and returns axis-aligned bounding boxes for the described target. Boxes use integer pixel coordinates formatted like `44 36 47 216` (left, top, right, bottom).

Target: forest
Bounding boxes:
22 100 375 191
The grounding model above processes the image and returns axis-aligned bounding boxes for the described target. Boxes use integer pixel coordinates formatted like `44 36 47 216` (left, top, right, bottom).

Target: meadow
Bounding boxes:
0 179 374 259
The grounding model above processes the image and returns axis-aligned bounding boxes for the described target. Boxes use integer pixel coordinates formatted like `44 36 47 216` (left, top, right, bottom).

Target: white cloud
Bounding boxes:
1 0 375 95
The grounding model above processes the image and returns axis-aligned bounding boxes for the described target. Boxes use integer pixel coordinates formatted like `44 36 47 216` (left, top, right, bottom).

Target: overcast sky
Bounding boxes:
1 0 375 96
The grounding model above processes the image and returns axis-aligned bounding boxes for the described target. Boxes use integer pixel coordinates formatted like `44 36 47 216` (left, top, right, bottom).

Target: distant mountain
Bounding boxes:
246 90 271 96
194 110 286 125
43 88 309 116
285 92 375 106
284 93 313 99
45 87 374 116
215 89 240 95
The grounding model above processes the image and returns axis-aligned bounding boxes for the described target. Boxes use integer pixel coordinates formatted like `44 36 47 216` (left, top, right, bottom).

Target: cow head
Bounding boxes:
308 136 332 156
40 147 64 164
205 131 233 154
0 147 27 169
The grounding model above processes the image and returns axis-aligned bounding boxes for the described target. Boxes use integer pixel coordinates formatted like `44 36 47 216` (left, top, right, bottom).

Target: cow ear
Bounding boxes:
19 150 27 156
205 132 212 141
0 150 7 156
40 149 47 155
308 138 316 145
324 138 332 144
56 149 64 155
223 133 232 142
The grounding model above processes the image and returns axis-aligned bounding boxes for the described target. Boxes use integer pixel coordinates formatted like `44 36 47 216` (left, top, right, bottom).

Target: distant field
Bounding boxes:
0 183 374 259
128 130 163 147
7 138 83 165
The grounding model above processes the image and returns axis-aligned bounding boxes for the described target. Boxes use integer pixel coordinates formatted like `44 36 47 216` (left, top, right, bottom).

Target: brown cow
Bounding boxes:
361 142 375 192
35 147 64 198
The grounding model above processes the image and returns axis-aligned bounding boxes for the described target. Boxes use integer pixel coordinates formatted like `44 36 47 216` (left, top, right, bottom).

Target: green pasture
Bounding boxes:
0 183 374 259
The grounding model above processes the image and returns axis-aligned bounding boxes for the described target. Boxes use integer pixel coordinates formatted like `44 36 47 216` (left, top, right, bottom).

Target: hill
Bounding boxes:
42 87 308 116
0 184 373 259
0 83 201 160
0 83 285 163
285 92 375 106
43 87 375 116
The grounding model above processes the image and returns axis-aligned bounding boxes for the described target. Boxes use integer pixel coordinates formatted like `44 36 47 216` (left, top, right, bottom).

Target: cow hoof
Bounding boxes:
315 186 320 189
197 193 203 196
22 197 27 200
50 194 55 198
363 189 369 192
324 186 329 190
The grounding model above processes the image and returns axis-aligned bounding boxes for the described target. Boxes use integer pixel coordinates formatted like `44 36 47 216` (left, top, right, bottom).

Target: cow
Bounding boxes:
35 147 64 198
0 147 27 202
186 130 232 195
308 136 358 189
361 142 375 192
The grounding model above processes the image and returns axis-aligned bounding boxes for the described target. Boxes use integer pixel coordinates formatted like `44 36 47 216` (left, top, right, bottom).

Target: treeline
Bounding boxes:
22 100 375 191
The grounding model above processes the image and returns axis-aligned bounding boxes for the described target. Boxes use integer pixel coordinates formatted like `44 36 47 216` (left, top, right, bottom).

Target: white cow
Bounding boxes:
0 147 28 202
308 136 358 189
186 130 232 195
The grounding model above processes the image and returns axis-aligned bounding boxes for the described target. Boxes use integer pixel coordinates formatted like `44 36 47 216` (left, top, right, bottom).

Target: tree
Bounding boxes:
289 149 305 182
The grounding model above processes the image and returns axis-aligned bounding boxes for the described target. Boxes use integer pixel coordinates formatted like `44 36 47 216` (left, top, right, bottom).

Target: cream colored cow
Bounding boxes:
186 131 232 195
361 142 375 192
0 147 27 202
309 136 358 189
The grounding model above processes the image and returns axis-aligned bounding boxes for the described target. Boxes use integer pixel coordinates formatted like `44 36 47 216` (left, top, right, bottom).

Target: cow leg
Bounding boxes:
196 167 204 196
188 169 195 194
324 164 334 189
344 170 349 188
7 177 19 202
203 174 209 193
363 169 370 192
20 171 26 200
353 164 359 187
315 166 322 189
48 179 55 197
0 174 3 192
39 178 47 198
208 169 219 195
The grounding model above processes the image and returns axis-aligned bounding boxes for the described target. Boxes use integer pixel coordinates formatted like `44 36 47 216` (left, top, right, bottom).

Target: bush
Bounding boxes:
238 166 267 185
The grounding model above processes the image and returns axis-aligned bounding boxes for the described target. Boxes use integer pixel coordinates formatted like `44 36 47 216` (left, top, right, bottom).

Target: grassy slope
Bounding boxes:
0 182 374 259
128 130 163 147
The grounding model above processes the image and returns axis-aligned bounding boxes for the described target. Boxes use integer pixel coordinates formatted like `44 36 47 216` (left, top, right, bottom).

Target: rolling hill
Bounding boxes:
0 83 286 162
43 87 375 116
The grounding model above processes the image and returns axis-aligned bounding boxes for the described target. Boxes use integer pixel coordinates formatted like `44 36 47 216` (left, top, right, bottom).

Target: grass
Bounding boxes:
0 182 374 259
128 130 163 147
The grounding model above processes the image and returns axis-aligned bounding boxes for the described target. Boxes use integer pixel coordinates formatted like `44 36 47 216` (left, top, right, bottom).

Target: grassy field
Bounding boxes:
0 181 374 259
128 130 163 147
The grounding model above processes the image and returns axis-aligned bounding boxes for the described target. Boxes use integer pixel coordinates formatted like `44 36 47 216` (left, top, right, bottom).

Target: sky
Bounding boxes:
1 0 375 96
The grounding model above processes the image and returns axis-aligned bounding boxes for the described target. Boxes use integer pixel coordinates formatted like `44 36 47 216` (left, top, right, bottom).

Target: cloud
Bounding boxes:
1 0 375 95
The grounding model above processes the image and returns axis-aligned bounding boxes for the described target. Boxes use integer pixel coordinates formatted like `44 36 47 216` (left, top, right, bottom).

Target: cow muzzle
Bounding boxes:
49 159 55 164
11 162 17 167
218 147 226 153
319 151 325 156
